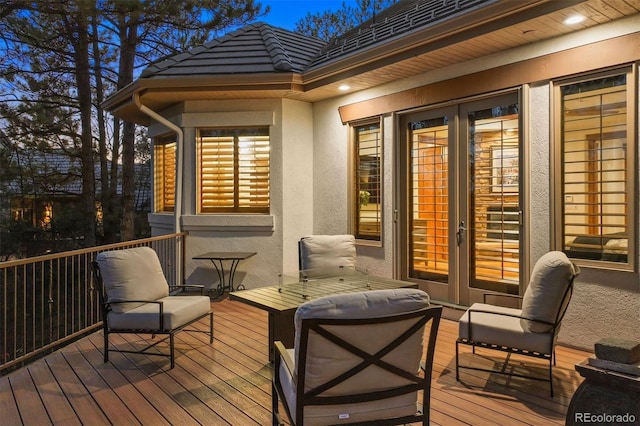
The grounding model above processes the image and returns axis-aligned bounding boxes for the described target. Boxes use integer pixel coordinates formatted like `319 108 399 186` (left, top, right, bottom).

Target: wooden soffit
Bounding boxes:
338 32 640 123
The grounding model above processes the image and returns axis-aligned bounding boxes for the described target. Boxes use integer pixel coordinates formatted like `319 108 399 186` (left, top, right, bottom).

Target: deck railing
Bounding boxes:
0 232 187 375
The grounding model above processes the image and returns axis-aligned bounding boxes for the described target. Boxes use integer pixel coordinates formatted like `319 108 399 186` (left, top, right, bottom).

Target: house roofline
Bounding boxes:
102 73 304 124
103 0 598 123
302 0 585 88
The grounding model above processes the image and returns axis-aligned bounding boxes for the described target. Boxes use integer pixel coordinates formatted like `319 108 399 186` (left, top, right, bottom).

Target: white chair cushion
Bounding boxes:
107 295 210 331
521 251 576 333
458 303 553 354
294 288 430 363
285 289 430 424
96 247 169 313
278 348 418 426
299 235 356 271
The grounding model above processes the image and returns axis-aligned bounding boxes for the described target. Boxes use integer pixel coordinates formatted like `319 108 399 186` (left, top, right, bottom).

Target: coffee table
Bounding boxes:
229 269 418 360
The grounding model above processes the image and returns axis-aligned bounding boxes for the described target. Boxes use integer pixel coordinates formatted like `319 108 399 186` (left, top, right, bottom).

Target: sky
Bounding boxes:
260 0 358 30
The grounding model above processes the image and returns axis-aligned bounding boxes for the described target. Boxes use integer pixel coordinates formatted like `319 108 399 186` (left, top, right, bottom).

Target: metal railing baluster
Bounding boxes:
0 232 187 375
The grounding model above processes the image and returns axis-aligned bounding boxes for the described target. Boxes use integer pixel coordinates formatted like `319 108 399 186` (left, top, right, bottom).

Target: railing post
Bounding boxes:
47 257 54 345
180 233 186 285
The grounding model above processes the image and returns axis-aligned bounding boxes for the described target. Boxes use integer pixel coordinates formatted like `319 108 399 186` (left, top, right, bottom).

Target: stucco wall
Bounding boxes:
310 102 350 234
148 98 315 290
281 99 315 274
310 90 396 277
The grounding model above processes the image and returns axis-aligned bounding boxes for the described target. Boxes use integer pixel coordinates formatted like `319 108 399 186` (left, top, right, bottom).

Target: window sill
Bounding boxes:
181 214 274 232
355 238 383 248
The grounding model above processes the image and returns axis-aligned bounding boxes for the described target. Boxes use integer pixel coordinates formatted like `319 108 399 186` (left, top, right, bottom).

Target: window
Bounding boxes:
556 68 635 266
198 128 270 213
153 136 176 213
352 122 382 241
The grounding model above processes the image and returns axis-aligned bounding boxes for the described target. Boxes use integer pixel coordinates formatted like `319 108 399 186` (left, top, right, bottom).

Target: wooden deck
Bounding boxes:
0 296 591 425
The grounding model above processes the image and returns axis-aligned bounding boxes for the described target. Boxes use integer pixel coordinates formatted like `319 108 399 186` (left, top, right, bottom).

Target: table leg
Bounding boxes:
209 259 227 297
207 258 247 297
228 259 245 291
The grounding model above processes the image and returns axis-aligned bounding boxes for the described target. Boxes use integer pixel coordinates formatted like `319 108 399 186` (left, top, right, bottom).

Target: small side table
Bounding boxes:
193 252 256 297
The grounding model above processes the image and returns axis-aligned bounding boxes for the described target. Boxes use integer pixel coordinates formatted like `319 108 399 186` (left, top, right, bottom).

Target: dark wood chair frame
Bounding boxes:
455 274 577 397
273 305 442 426
91 261 214 369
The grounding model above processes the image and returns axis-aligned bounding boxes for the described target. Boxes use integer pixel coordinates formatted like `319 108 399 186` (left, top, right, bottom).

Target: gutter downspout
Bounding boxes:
133 92 185 282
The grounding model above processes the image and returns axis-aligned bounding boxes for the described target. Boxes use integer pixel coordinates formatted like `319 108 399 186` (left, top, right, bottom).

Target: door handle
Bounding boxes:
457 220 466 244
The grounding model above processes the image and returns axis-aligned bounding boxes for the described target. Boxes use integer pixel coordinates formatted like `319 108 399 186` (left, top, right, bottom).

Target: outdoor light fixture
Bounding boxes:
564 14 585 25
338 84 351 91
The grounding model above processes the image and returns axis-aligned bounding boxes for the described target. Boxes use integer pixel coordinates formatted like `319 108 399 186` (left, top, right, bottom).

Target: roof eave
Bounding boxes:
103 73 305 124
301 0 584 90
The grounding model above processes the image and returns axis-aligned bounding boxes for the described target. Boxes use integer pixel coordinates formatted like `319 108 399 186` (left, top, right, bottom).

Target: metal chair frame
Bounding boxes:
273 305 442 426
92 261 213 369
455 275 576 397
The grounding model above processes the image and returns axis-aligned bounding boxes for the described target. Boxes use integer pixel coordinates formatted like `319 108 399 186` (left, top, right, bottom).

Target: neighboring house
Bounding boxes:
104 0 640 350
2 151 84 229
0 151 151 248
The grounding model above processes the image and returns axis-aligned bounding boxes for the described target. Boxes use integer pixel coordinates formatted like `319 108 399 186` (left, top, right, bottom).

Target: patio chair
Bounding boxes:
272 288 442 426
92 246 213 369
456 251 579 396
298 234 356 277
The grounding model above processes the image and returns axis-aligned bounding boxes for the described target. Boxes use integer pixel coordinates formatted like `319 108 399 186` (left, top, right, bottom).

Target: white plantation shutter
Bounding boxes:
354 123 382 241
199 128 270 213
560 72 630 264
153 140 176 212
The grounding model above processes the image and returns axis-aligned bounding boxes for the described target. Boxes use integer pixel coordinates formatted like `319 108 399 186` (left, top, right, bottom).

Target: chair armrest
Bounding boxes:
467 307 555 328
274 341 296 380
107 299 161 305
169 284 206 295
483 293 523 307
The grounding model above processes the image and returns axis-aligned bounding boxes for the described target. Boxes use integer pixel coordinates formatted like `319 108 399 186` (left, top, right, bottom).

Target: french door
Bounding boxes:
399 92 522 306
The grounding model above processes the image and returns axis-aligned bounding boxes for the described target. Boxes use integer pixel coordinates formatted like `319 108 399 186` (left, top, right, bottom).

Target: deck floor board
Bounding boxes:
0 296 590 425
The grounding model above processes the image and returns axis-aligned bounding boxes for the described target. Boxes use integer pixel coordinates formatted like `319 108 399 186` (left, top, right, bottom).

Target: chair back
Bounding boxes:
94 247 169 313
521 251 579 333
292 289 441 424
298 234 356 273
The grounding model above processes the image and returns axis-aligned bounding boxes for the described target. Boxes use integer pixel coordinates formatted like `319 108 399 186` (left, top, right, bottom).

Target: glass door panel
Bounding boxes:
466 103 521 295
399 92 522 306
409 117 449 284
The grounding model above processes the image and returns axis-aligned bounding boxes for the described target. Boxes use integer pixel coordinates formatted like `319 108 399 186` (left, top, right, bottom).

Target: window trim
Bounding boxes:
552 65 637 271
197 127 270 214
349 118 383 246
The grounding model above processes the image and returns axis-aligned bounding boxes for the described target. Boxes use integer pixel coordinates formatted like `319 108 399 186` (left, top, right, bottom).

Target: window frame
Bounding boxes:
349 118 383 245
552 65 637 271
197 127 270 214
153 135 177 213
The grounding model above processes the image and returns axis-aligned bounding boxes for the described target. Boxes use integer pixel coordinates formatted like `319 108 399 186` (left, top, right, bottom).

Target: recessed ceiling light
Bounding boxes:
564 14 585 25
338 84 351 91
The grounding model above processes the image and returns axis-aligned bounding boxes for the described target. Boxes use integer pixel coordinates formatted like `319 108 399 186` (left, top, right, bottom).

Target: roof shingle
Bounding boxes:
140 0 496 80
307 0 494 69
141 22 326 78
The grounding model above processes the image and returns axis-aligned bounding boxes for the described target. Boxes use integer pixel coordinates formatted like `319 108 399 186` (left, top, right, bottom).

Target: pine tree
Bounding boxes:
0 0 268 252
